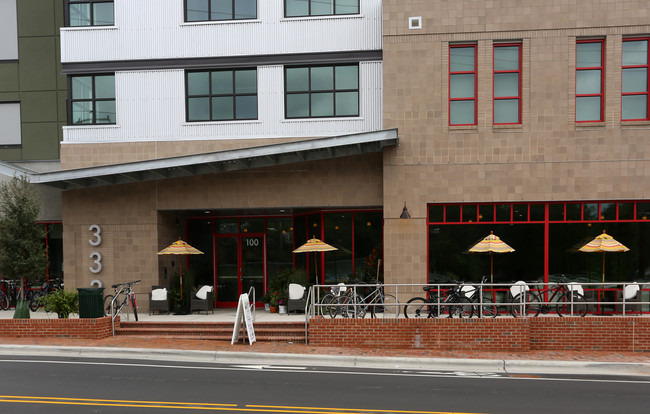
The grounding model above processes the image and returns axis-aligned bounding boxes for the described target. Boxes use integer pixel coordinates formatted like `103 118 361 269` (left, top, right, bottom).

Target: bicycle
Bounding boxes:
103 280 141 321
509 276 588 317
403 279 473 318
316 284 345 317
328 283 398 319
29 277 63 311
461 276 498 318
0 289 8 310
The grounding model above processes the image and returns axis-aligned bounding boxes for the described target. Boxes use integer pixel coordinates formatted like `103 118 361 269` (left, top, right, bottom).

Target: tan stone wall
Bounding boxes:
60 137 321 170
382 0 650 285
62 154 383 310
383 0 650 36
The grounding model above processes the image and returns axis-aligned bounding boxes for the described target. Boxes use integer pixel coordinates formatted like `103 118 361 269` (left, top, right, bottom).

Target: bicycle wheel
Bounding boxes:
510 292 541 317
0 292 9 310
103 294 116 317
328 295 345 319
448 296 473 318
473 296 498 318
556 293 588 317
345 294 366 318
130 294 138 322
403 297 430 318
29 293 42 312
318 293 335 316
371 294 398 318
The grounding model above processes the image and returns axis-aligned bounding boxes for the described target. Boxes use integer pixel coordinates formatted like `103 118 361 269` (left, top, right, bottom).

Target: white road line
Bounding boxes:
0 359 648 385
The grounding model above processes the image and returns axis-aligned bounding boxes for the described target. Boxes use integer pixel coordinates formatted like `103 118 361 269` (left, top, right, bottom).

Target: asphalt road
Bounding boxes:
0 356 648 413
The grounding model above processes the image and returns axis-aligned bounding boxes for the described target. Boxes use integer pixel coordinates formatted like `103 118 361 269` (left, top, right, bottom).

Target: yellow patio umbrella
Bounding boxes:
293 237 337 281
467 231 515 284
578 230 629 283
158 239 203 299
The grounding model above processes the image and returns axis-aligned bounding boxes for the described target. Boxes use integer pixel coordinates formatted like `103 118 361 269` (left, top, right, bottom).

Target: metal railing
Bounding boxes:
307 281 650 320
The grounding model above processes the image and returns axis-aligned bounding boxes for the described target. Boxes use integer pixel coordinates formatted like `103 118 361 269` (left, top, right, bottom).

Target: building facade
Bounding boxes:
51 0 390 307
0 0 64 281
382 0 650 304
39 0 650 310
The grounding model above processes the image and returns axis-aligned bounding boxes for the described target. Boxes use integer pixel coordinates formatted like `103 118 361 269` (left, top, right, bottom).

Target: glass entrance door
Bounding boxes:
215 234 264 306
241 235 264 302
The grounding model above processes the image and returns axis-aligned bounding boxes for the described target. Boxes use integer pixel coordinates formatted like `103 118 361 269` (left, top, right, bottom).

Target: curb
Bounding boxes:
1 345 649 377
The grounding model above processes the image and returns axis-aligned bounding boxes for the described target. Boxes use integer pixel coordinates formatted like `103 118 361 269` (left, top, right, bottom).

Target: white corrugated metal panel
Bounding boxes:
60 0 382 63
62 62 382 143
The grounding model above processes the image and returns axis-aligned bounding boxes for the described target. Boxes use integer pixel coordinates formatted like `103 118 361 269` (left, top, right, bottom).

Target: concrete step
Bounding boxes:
116 321 305 342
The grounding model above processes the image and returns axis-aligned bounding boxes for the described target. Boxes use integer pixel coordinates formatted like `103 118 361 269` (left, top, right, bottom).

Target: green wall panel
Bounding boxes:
0 148 23 161
0 63 19 92
57 90 68 123
21 91 58 122
17 0 56 37
21 122 60 160
0 93 20 101
19 38 57 91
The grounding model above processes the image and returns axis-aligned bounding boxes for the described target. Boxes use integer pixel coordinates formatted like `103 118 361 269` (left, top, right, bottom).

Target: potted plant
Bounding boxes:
168 288 182 314
278 297 288 314
268 290 281 313
41 290 79 319
261 291 272 311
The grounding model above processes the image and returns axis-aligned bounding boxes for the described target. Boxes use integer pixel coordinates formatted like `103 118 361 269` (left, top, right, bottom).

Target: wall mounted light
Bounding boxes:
400 202 411 219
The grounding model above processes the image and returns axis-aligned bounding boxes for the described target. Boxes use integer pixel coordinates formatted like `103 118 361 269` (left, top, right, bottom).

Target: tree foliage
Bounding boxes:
0 176 48 302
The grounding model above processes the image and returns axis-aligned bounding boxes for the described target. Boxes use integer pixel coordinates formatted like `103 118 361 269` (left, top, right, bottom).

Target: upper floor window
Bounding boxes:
622 38 649 121
69 74 116 125
0 0 18 60
449 45 477 126
576 39 604 122
494 43 521 124
0 103 21 146
185 0 256 22
66 0 114 27
186 69 258 121
285 64 359 118
285 0 359 17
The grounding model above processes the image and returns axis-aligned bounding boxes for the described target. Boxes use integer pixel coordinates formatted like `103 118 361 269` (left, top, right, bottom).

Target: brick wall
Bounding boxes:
309 317 650 352
0 317 115 339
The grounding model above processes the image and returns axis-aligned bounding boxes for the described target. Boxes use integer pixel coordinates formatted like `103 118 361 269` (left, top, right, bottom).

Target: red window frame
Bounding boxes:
576 39 605 123
622 37 650 121
449 44 477 126
493 43 522 125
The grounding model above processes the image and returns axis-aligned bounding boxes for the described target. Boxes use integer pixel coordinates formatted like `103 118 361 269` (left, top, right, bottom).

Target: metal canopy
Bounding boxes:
20 129 398 190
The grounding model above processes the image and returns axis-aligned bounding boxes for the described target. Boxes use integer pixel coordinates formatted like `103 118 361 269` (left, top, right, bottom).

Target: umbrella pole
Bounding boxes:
602 252 605 284
179 259 183 300
490 252 494 285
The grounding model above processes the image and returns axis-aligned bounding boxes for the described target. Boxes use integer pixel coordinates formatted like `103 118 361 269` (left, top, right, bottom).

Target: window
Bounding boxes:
185 0 256 22
285 0 359 17
186 69 258 122
494 43 521 124
66 0 114 26
449 45 477 126
622 38 649 121
0 0 18 60
69 75 116 125
285 64 359 118
0 103 21 145
576 39 604 122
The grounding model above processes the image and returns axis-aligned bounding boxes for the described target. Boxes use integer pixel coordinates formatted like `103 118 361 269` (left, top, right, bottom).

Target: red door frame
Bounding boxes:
213 232 265 308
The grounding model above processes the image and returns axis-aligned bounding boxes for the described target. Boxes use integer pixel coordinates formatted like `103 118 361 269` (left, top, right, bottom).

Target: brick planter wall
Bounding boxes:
309 317 650 352
530 317 650 352
0 316 115 339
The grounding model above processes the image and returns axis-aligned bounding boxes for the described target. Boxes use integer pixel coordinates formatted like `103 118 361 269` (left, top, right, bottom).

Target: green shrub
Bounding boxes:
42 290 79 319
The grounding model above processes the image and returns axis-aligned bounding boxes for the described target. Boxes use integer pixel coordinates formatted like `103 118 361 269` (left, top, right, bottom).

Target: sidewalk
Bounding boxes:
1 308 649 376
